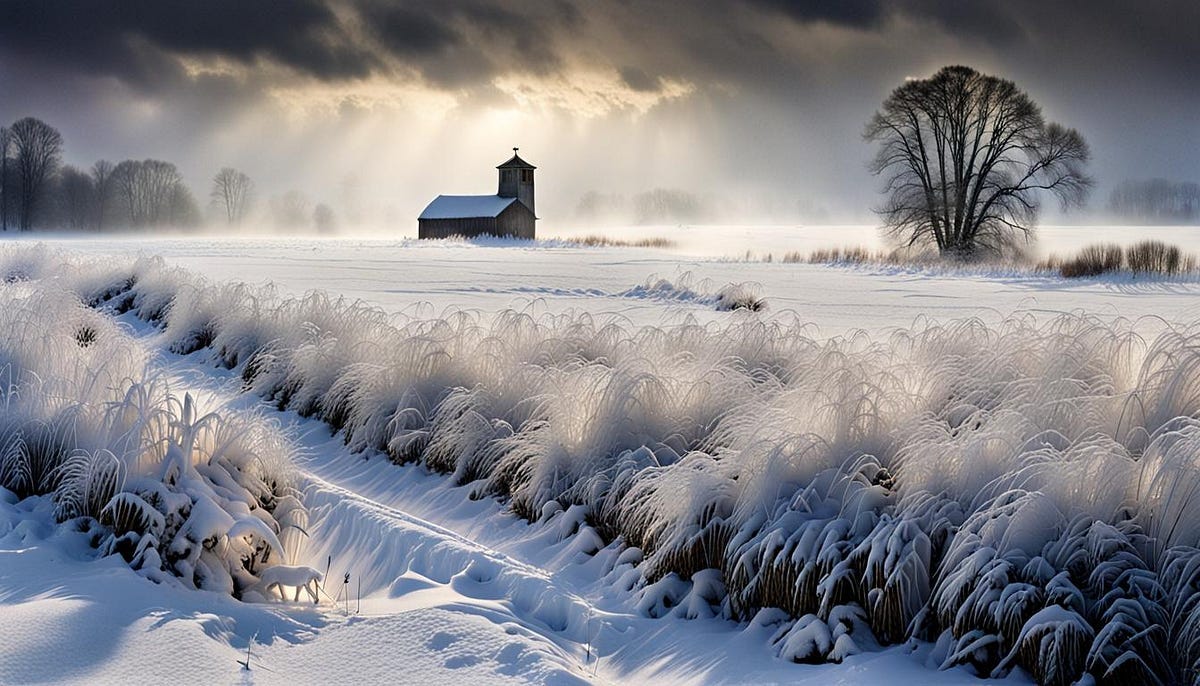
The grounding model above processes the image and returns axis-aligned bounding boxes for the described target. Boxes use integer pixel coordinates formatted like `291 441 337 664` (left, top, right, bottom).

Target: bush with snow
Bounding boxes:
621 271 765 310
0 278 303 598
13 243 1200 681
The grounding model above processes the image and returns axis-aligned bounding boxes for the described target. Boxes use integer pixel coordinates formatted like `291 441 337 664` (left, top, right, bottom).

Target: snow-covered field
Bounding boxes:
23 224 1200 333
4 226 1200 685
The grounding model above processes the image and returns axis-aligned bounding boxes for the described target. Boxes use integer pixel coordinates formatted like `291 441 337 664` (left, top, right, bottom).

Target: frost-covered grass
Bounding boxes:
621 272 765 311
567 234 677 249
799 239 1200 284
0 270 304 598
11 243 1200 682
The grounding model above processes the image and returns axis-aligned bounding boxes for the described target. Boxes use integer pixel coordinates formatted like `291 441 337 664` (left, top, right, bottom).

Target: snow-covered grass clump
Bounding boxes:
621 272 765 310
11 244 1200 682
0 277 304 598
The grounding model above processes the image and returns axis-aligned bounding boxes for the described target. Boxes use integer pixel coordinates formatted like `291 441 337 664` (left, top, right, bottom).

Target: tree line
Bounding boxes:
1108 178 1199 223
0 116 333 232
576 188 710 225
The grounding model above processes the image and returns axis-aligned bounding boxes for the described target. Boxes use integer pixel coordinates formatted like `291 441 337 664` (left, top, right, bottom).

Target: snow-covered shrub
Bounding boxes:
623 272 766 311
0 279 303 598
713 282 765 311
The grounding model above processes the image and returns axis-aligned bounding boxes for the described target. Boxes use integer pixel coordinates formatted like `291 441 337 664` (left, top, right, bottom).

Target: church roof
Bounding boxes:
418 195 519 220
496 153 536 170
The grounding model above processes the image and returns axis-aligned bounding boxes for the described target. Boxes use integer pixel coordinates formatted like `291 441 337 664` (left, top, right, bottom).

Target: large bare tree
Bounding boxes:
9 117 63 231
865 66 1091 256
210 167 254 225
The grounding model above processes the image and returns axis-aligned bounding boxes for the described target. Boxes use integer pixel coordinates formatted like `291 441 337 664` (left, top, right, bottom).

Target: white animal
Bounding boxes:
259 565 323 603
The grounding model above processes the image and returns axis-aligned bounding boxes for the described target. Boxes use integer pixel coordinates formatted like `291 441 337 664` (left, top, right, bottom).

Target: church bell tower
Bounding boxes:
497 147 535 216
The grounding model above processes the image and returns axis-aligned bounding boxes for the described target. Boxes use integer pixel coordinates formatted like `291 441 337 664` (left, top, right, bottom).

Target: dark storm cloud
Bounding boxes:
748 0 888 28
365 5 459 58
0 0 1195 212
359 0 579 87
0 0 380 85
0 0 583 92
618 67 662 93
0 0 1195 96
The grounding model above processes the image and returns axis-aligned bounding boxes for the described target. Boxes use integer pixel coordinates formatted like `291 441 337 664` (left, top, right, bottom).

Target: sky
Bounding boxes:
0 0 1197 226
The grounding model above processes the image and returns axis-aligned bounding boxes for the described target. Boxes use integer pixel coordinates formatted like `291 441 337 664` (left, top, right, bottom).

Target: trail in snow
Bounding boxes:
141 315 992 685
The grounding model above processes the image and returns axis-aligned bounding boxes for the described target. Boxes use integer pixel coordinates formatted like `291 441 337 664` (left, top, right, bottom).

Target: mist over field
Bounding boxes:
0 0 1197 231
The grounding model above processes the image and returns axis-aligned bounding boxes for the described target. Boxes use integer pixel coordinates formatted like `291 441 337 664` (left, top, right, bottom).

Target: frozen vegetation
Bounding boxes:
0 260 305 598
5 237 1200 683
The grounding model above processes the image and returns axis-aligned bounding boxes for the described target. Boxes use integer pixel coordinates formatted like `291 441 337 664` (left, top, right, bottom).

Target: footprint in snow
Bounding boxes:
444 654 482 669
426 631 460 650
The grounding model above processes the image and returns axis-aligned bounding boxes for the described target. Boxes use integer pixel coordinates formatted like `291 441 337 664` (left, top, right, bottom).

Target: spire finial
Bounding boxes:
513 147 519 154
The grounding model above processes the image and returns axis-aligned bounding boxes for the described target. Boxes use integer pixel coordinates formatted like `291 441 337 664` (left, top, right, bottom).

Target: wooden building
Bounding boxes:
418 149 536 239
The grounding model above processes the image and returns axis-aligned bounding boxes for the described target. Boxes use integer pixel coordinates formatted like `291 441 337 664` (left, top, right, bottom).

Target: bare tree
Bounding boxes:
56 165 95 230
865 66 1091 256
112 159 144 226
9 117 64 230
632 188 705 224
270 190 311 229
112 159 195 227
210 167 254 225
169 183 201 227
1109 178 1200 223
90 160 115 231
575 191 628 223
141 159 182 226
0 126 10 231
313 203 336 233
340 173 363 225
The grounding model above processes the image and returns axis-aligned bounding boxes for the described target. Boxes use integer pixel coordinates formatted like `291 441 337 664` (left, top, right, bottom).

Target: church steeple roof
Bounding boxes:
497 147 536 170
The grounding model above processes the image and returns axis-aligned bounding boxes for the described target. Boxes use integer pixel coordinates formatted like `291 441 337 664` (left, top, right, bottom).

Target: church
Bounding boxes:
418 149 537 239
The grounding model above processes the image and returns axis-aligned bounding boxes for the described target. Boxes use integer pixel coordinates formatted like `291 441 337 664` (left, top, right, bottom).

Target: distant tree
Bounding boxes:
313 203 336 233
112 160 143 226
340 173 364 225
271 190 311 229
0 126 10 231
1108 178 1200 223
113 159 194 227
9 117 64 230
55 165 95 230
90 160 115 231
632 188 703 224
210 167 254 226
574 191 628 222
866 66 1091 256
141 159 183 225
169 184 201 227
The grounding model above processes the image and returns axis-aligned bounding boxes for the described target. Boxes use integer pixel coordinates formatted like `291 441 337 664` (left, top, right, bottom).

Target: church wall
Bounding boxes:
418 217 499 239
496 203 536 239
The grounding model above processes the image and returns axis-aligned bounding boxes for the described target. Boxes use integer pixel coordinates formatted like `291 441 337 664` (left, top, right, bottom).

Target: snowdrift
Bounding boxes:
0 269 304 598
8 244 1200 683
